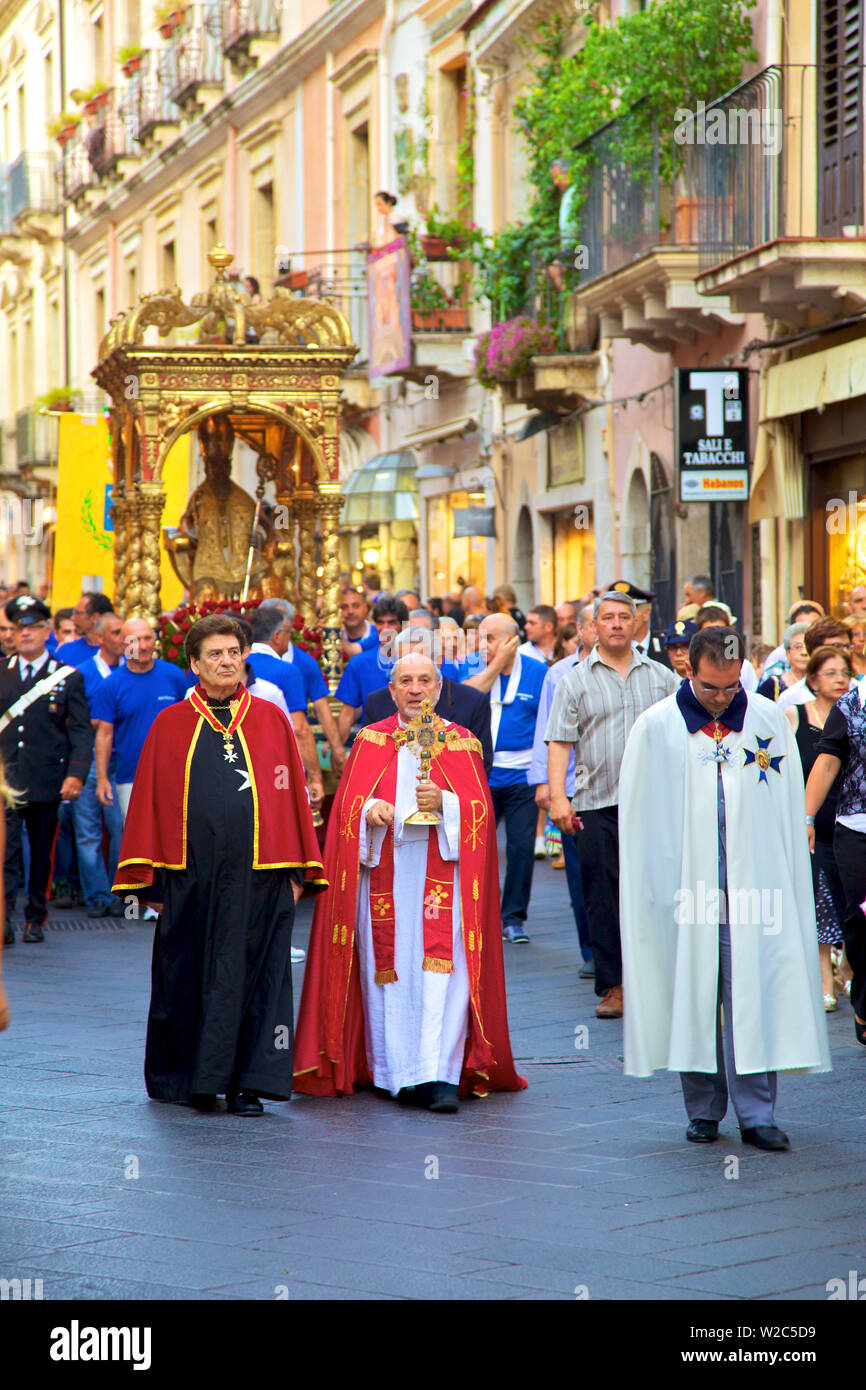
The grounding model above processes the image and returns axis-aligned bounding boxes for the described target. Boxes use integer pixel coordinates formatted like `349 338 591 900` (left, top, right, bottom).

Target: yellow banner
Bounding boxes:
53 414 190 614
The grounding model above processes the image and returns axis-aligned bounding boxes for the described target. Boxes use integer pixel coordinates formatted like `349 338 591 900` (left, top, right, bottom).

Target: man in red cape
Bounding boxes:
294 652 526 1112
114 613 325 1116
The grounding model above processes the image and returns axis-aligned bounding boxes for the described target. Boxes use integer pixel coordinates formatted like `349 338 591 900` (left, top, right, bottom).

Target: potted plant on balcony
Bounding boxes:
71 82 109 117
118 44 145 77
36 387 80 413
154 2 184 38
410 268 454 330
420 207 483 262
473 315 557 398
48 112 82 146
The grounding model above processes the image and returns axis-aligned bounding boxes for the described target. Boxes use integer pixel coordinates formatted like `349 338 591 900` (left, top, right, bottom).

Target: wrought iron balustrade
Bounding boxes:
9 152 57 220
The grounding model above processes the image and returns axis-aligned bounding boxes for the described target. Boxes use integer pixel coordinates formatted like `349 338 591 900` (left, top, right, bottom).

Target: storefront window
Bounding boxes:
427 491 487 596
551 506 595 600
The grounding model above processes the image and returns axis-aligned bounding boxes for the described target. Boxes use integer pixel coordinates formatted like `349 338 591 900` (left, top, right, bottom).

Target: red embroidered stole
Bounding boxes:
366 756 455 983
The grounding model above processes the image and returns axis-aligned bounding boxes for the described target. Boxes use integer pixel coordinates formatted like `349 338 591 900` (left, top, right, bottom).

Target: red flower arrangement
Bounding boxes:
159 598 324 669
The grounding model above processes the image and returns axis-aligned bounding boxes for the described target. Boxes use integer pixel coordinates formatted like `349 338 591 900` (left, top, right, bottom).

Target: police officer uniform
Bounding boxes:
0 596 93 944
607 580 669 665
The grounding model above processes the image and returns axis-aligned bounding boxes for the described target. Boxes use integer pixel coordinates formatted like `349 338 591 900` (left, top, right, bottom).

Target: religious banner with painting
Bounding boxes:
367 238 411 379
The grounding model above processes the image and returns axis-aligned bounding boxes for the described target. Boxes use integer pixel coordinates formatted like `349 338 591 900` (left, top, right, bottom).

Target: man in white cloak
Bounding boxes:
618 625 831 1150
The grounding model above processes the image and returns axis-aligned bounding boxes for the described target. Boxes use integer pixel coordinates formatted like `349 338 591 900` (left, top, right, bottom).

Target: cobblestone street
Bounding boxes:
2 852 865 1302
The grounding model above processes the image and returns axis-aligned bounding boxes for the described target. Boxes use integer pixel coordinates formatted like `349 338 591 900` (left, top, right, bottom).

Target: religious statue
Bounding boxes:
163 414 283 602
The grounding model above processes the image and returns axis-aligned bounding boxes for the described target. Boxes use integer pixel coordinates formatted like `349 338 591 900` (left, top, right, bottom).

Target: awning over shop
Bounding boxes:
762 341 866 420
341 450 419 526
402 414 477 449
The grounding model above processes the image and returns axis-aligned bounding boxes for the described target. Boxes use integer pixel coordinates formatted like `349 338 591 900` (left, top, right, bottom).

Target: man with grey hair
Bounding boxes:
546 591 678 1016
464 612 548 943
362 620 493 769
683 574 715 609
259 597 347 773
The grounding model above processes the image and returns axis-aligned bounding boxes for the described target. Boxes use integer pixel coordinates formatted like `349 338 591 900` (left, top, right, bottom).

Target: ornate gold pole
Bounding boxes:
294 485 318 627
318 485 345 693
138 482 166 624
124 485 143 618
273 495 297 601
110 484 129 618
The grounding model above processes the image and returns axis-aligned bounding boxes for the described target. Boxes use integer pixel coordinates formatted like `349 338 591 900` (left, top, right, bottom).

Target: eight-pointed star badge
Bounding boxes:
742 734 785 784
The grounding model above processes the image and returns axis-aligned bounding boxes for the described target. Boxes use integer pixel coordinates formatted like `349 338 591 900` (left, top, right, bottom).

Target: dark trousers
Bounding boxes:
490 781 537 927
561 829 592 960
575 805 621 995
832 824 866 1021
5 799 61 926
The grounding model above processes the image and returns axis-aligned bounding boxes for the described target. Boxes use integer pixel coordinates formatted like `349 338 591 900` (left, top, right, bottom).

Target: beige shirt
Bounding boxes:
544 645 678 810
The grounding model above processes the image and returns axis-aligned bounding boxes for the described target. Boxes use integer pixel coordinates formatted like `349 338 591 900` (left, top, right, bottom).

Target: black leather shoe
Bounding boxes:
22 922 44 943
87 902 110 918
428 1082 460 1114
396 1087 425 1107
107 898 126 918
226 1089 264 1116
3 926 14 945
686 1118 719 1144
740 1125 789 1151
190 1094 218 1112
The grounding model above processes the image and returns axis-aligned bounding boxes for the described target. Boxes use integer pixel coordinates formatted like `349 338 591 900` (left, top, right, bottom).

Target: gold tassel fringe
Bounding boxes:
374 968 398 984
422 956 454 974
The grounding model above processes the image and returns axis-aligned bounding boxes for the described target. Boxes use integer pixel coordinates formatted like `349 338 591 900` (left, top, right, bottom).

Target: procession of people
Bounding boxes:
1 567 863 1147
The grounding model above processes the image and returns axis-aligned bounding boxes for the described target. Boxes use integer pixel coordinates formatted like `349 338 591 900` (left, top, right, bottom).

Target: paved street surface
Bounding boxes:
2 850 865 1303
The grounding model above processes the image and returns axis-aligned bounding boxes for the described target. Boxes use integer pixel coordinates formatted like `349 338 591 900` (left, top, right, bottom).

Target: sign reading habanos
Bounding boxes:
676 368 750 502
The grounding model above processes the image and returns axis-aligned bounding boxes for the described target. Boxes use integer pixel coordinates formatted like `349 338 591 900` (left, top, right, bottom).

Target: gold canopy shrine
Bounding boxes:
92 245 358 688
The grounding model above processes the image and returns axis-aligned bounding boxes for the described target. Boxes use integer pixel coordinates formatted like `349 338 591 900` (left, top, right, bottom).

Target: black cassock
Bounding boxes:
144 701 302 1103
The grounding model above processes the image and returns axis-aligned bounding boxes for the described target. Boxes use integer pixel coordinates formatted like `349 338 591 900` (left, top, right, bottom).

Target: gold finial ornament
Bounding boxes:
404 698 443 826
207 244 235 277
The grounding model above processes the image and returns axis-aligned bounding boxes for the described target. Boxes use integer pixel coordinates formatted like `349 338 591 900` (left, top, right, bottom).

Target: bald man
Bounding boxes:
294 650 525 1110
464 614 548 943
461 587 487 618
94 619 189 819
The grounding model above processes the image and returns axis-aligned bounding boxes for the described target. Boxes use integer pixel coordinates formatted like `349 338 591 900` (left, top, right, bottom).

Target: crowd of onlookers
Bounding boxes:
2 569 865 1038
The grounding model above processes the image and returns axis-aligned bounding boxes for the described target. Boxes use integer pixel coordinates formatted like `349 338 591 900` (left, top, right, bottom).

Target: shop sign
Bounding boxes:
452 506 496 538
676 368 749 502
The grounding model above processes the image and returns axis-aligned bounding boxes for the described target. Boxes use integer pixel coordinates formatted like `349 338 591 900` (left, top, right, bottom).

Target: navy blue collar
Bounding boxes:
676 679 748 734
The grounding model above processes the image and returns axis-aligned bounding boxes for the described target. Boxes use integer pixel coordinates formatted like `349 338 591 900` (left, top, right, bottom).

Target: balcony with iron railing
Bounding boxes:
9 152 57 222
569 112 742 353
688 66 866 324
58 101 133 204
170 1 225 113
126 47 182 146
15 410 56 469
222 0 281 73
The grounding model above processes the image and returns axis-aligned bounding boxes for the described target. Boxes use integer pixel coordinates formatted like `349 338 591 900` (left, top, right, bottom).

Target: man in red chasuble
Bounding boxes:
113 614 326 1116
294 652 526 1113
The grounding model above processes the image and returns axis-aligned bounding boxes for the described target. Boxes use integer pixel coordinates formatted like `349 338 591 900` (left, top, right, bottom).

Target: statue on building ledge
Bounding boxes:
164 414 284 603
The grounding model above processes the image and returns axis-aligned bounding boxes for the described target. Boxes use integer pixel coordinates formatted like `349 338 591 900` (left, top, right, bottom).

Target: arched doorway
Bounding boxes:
514 506 534 613
650 453 675 629
621 468 651 589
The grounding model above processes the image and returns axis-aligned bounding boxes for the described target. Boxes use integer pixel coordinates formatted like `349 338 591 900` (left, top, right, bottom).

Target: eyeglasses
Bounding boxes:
696 682 741 697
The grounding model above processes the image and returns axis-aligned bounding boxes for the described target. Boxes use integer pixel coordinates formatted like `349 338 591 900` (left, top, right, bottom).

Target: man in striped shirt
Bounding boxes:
545 591 678 1018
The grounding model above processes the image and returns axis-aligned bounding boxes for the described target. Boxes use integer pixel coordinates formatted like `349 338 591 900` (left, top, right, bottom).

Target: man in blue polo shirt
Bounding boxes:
259 597 348 774
245 607 325 801
464 612 547 944
55 592 115 667
93 618 188 820
336 596 410 742
74 611 127 917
